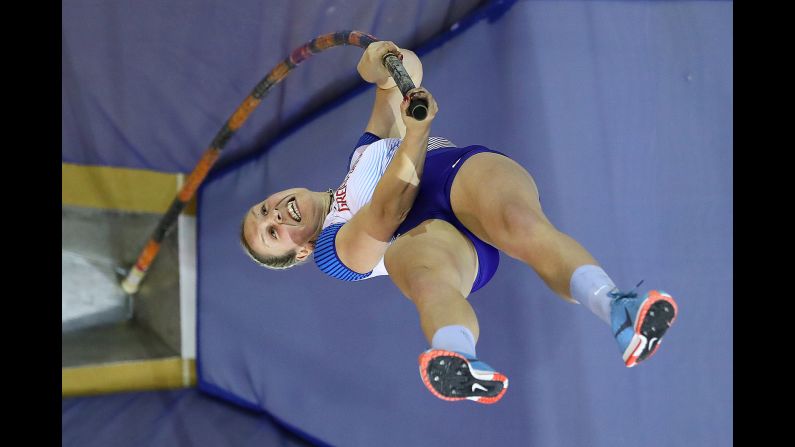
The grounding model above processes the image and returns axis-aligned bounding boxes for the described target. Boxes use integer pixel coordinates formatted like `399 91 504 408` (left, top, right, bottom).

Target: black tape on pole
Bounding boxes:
382 53 428 120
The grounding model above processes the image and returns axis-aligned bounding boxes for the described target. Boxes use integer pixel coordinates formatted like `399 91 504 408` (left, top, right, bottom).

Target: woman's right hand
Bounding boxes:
357 41 402 88
400 87 438 133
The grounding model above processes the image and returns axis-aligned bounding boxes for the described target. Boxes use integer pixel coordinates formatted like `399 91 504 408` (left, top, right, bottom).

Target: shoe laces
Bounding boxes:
607 279 645 301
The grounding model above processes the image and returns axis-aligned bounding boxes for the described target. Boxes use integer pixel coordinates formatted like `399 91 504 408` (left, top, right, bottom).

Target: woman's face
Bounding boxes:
242 187 324 260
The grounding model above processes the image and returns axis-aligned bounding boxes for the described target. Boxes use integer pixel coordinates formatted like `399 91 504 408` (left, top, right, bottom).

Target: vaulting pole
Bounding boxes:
121 30 421 294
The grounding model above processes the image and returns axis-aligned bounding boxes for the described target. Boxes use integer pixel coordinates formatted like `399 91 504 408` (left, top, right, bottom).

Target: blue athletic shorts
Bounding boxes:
394 145 509 294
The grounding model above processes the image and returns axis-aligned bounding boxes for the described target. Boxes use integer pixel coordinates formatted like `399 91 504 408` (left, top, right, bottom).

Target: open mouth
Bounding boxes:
287 197 301 222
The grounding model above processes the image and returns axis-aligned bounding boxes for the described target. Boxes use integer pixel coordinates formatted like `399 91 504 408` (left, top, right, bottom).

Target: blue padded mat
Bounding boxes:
62 388 314 447
62 0 483 172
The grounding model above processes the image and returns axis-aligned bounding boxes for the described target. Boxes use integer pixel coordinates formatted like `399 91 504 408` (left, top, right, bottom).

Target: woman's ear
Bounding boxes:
295 240 316 261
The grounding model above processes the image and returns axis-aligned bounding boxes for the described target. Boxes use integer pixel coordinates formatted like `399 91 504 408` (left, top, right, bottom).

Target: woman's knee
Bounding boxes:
490 202 553 256
403 263 464 305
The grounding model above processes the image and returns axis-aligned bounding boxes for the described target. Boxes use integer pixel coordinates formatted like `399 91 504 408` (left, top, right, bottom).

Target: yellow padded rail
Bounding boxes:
61 163 196 215
62 358 196 397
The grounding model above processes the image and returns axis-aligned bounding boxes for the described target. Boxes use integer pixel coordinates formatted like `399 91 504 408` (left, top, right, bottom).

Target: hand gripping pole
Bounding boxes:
381 53 428 120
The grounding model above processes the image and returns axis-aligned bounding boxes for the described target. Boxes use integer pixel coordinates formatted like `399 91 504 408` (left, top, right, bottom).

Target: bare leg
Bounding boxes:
449 153 679 368
384 219 480 342
384 219 509 403
450 152 598 302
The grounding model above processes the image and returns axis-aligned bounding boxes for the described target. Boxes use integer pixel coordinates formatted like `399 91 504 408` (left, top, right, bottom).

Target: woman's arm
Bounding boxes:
330 44 437 274
358 42 423 139
370 95 436 220
334 87 438 273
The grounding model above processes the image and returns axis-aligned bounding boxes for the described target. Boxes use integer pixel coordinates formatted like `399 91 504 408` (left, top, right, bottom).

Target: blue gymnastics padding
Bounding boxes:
61 388 313 447
197 2 731 446
61 0 482 172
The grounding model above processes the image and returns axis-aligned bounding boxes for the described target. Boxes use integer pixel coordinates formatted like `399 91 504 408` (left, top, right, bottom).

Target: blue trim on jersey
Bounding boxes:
313 223 374 281
347 132 382 172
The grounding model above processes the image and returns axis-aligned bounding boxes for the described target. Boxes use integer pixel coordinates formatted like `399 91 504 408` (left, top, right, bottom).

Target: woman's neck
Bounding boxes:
311 189 334 241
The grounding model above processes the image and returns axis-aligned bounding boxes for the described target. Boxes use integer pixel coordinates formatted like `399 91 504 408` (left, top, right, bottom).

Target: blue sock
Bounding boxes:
431 325 477 358
569 265 616 325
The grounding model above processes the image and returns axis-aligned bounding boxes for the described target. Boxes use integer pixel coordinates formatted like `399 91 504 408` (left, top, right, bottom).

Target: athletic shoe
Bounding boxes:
610 288 678 367
418 349 508 404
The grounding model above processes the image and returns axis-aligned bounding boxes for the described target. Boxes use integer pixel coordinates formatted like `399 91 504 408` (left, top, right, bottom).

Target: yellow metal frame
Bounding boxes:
63 163 196 396
62 163 196 215
63 358 196 397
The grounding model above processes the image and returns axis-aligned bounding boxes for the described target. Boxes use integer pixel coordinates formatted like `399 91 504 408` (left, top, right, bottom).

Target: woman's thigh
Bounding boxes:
384 219 479 299
449 152 548 248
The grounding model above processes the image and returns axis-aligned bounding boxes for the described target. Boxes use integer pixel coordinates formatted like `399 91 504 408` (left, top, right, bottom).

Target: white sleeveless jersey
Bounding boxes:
317 135 456 279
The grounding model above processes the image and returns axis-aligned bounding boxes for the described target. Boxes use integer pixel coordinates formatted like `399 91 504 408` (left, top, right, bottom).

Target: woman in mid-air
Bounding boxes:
241 41 678 404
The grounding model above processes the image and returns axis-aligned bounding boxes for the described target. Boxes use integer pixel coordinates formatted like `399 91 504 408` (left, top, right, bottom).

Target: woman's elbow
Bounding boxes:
373 200 411 227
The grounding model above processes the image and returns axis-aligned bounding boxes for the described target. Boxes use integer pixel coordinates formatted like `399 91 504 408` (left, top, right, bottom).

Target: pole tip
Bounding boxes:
120 267 145 295
121 279 139 295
